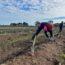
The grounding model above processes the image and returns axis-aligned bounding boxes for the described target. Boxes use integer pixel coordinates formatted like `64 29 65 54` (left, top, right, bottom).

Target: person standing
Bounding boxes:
59 21 63 33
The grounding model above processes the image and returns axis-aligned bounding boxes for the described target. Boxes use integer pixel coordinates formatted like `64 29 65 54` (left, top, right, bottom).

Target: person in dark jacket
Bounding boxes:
32 22 54 41
59 21 63 33
56 21 63 37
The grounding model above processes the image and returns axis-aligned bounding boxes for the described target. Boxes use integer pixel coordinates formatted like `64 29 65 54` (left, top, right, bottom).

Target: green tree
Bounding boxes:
23 22 29 27
17 23 22 26
10 23 17 26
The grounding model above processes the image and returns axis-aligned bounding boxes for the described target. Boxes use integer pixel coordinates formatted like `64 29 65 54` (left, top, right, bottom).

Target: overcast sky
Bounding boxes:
0 0 65 25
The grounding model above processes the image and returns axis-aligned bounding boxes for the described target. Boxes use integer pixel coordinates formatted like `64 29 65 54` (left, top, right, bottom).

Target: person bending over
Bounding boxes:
32 22 54 41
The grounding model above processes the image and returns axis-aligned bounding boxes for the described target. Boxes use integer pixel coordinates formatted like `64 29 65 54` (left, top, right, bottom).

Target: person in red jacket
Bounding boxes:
32 22 54 41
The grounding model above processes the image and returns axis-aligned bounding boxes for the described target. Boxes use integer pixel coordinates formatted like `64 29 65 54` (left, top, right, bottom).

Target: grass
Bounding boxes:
0 26 34 48
0 26 35 34
0 26 65 65
0 34 32 49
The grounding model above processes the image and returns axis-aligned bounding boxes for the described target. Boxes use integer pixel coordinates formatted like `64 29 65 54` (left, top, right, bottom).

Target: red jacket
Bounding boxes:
40 22 53 31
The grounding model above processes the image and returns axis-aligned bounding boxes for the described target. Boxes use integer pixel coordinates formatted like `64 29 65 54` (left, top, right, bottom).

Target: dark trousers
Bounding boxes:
32 27 42 40
59 27 62 33
32 26 53 40
44 30 53 38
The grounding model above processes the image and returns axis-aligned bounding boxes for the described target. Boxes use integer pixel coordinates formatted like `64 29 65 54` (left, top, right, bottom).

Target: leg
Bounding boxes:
32 27 42 40
57 27 62 37
49 30 55 41
59 27 62 33
58 29 62 38
49 30 53 38
44 31 49 38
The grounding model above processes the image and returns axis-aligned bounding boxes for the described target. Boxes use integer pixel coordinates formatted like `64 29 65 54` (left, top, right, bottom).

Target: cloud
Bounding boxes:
0 0 65 25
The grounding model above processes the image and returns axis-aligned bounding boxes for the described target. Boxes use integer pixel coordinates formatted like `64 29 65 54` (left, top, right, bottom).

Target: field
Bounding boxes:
0 26 65 65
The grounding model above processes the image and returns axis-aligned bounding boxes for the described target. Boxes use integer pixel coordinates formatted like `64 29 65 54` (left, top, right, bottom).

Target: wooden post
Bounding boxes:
31 36 36 56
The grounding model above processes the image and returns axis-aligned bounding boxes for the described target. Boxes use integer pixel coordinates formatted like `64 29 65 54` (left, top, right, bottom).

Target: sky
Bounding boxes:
0 0 65 25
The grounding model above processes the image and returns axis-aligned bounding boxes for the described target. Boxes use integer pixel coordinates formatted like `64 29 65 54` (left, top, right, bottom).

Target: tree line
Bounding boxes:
10 21 40 27
10 22 29 27
0 21 65 27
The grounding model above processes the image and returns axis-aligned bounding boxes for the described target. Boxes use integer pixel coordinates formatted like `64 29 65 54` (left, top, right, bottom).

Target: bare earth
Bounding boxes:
0 30 65 65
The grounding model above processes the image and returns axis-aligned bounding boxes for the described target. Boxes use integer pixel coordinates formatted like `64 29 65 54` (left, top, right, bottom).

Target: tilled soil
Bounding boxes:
0 32 65 65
